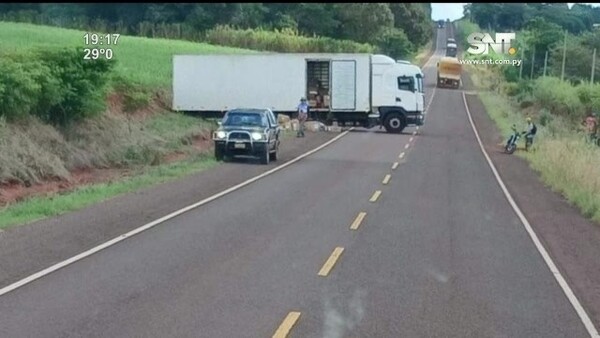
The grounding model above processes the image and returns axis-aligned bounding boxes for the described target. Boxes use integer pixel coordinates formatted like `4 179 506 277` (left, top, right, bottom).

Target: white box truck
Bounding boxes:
172 53 425 133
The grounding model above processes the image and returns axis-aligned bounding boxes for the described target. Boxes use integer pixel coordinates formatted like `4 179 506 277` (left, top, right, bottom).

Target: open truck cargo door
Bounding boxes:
330 60 357 110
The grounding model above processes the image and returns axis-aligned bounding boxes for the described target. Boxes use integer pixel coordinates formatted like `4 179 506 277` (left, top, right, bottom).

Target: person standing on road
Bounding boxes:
584 112 598 142
297 97 309 137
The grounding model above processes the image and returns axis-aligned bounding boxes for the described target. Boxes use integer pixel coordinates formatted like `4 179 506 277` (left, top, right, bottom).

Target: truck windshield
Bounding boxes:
416 75 424 93
223 113 267 127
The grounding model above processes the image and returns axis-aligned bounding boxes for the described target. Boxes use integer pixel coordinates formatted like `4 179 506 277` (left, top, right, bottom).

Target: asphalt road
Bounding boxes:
0 26 592 338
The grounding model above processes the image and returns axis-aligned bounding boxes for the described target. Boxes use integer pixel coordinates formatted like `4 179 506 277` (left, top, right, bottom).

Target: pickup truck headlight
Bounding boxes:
251 132 266 141
215 131 227 139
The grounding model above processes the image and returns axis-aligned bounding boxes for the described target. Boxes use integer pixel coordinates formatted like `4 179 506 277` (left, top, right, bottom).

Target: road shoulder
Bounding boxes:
461 72 600 329
0 131 340 288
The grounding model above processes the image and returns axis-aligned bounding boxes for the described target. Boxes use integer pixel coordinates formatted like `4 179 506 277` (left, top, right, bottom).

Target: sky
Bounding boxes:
430 3 600 22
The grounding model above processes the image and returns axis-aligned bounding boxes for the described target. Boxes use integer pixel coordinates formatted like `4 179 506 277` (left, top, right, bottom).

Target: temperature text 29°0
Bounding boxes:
83 48 114 60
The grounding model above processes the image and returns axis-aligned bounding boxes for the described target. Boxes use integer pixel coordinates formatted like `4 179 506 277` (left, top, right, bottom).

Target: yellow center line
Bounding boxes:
273 312 301 338
370 190 381 202
318 247 345 277
382 174 391 185
392 162 399 170
404 144 410 149
350 211 367 230
399 152 405 159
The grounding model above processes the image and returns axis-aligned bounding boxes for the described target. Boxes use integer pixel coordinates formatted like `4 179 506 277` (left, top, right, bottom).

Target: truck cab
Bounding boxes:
446 43 458 57
369 55 425 133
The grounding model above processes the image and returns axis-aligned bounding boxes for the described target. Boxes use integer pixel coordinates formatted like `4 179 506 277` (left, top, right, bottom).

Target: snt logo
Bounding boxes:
467 32 517 56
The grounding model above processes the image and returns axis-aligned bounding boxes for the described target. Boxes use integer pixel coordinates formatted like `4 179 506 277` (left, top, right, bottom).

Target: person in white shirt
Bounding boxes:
297 97 309 137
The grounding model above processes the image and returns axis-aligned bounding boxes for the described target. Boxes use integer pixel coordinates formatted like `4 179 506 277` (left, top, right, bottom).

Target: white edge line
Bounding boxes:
0 128 355 297
461 92 600 338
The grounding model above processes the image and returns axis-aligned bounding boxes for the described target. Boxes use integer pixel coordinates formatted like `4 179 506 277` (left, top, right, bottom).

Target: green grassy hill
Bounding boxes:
0 21 253 88
0 22 261 228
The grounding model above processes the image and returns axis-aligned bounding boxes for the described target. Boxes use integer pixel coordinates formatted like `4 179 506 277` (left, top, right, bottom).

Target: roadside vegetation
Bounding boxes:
0 3 435 228
456 3 600 222
0 155 217 230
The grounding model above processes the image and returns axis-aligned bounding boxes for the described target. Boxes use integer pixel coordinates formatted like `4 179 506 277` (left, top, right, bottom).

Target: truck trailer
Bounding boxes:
437 56 462 89
172 53 425 133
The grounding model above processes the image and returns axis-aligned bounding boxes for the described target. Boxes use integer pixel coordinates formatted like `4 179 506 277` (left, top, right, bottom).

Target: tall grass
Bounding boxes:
0 112 213 184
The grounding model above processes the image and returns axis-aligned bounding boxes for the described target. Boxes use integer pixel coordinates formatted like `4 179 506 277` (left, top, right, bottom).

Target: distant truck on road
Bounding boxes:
437 56 462 89
172 53 425 134
446 42 457 57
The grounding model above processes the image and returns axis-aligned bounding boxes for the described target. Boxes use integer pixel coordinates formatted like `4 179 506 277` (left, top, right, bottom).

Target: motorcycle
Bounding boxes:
505 127 532 154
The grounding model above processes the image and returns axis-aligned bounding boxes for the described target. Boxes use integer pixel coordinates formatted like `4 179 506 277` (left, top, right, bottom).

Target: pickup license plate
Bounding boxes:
234 143 246 149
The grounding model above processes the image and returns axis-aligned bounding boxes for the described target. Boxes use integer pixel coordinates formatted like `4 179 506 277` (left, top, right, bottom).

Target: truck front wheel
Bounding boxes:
383 113 405 134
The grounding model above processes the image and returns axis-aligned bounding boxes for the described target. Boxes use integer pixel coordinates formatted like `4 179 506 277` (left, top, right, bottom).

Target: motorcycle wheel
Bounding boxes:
505 144 516 154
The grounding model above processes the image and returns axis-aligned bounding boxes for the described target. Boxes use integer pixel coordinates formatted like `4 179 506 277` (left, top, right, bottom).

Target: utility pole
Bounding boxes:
592 48 597 85
561 30 567 81
519 48 525 80
530 45 536 79
543 50 548 77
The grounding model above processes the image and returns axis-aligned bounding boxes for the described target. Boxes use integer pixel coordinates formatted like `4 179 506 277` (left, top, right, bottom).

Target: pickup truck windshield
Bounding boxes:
223 113 268 127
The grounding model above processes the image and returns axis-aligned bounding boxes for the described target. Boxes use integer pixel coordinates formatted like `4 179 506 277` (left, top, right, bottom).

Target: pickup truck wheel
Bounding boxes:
215 146 224 161
260 144 270 165
270 142 278 161
383 113 405 134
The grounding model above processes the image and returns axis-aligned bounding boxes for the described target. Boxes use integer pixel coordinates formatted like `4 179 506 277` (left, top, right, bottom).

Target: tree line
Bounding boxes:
0 3 433 56
464 3 600 35
461 3 600 85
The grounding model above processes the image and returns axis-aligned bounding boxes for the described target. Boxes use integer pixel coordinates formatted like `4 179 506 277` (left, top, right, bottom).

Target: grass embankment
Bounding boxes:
456 20 600 223
0 22 252 228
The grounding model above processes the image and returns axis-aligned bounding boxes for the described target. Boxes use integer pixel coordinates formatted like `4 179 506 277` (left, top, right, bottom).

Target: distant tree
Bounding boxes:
290 4 340 38
334 3 394 43
468 3 595 34
229 3 269 29
376 27 414 59
581 30 600 51
549 35 594 82
389 3 432 47
524 17 563 52
39 4 86 26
